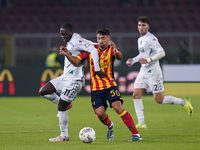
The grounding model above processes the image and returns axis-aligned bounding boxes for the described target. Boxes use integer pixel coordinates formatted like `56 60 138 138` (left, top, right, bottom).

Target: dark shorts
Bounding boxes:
91 86 124 110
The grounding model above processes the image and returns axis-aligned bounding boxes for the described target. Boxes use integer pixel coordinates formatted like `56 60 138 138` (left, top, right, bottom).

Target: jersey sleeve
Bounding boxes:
76 38 100 71
151 37 164 53
77 51 89 61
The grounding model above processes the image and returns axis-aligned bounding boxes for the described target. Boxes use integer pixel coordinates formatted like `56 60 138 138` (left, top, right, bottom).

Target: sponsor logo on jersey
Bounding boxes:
100 62 109 68
69 70 75 75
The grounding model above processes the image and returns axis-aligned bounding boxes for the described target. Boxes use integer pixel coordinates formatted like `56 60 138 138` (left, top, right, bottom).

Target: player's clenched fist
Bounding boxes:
59 45 68 55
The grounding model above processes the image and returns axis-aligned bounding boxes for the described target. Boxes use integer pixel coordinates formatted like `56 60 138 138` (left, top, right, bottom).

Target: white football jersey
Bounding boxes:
137 32 164 77
63 33 96 80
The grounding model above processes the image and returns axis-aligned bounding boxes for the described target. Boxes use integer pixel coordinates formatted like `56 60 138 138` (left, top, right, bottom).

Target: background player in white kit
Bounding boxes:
39 23 106 141
126 16 193 129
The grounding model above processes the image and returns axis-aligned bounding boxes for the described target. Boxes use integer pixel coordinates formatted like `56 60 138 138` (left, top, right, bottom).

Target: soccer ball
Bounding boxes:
79 127 96 143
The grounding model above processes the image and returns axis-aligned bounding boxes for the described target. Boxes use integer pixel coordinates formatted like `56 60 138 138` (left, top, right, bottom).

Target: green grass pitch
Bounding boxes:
0 96 199 150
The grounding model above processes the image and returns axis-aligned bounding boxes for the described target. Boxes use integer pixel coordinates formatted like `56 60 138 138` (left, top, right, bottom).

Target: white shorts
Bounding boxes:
60 79 83 103
50 75 64 95
50 75 84 102
134 72 165 93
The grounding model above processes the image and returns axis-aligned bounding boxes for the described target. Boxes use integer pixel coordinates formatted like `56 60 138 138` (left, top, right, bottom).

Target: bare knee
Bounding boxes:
39 87 44 96
133 93 142 99
112 101 123 114
132 89 144 99
95 107 106 119
58 99 70 111
154 94 164 104
39 82 56 96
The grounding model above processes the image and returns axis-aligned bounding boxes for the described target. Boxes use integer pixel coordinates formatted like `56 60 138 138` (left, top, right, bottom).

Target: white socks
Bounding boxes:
133 99 145 125
58 110 69 139
42 93 60 104
133 96 186 126
162 96 186 105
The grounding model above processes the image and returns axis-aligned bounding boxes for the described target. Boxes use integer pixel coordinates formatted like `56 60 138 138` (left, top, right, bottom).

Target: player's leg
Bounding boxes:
110 97 142 141
49 99 70 141
108 86 142 141
91 91 114 141
39 76 72 111
154 92 185 104
151 76 193 116
132 88 147 129
94 106 114 141
153 92 193 116
95 106 111 126
49 80 83 141
39 82 60 104
58 99 70 140
39 76 62 104
132 73 147 129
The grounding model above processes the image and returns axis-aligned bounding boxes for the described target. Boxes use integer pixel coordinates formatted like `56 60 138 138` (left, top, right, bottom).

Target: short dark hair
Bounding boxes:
96 28 110 35
60 23 73 31
137 16 149 25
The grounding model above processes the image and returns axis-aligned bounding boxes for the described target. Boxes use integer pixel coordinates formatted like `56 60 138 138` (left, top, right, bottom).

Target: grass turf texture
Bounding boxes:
0 96 199 150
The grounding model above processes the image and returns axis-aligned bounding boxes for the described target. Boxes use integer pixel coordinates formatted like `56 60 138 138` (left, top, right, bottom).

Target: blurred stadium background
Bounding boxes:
0 0 200 96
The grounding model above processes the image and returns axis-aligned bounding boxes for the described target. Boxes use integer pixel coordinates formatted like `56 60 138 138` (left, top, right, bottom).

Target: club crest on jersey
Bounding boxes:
103 53 107 56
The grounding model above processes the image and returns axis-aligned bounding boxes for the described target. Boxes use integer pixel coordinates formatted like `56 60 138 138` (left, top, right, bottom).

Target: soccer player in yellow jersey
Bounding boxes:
60 28 142 141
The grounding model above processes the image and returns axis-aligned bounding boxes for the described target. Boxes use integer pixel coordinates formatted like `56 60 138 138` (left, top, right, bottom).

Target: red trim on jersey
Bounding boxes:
77 51 89 60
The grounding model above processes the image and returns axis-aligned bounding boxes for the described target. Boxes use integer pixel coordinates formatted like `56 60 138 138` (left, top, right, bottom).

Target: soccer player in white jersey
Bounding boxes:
39 23 106 141
126 16 193 129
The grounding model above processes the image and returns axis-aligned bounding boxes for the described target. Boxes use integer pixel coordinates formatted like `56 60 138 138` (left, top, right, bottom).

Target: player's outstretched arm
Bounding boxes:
89 47 101 71
90 46 107 78
126 53 142 67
